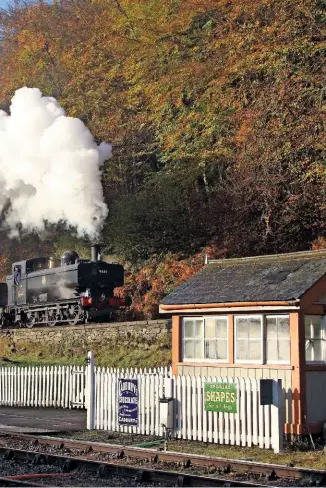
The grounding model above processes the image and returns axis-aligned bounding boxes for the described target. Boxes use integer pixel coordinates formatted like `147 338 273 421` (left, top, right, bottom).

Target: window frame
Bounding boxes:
305 315 325 364
265 315 291 366
234 315 264 365
182 316 229 363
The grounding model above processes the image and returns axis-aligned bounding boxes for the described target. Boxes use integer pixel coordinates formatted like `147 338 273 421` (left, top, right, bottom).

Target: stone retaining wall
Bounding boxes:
1 319 171 347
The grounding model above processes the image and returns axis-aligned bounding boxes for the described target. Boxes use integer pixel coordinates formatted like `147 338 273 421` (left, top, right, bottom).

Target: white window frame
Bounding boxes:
265 315 291 365
182 316 229 363
305 315 326 364
234 315 263 365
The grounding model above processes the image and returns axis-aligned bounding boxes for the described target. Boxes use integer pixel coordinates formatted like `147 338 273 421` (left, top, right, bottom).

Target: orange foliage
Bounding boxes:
116 245 227 320
312 237 326 251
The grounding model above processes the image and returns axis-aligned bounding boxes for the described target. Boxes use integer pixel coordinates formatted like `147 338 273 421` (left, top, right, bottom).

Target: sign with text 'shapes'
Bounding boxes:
204 382 237 413
118 378 139 426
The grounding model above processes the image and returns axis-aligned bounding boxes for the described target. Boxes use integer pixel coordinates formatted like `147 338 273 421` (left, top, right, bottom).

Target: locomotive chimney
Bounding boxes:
91 244 102 262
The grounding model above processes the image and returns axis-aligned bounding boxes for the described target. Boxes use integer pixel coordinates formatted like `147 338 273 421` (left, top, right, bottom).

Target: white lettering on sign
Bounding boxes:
99 270 108 274
118 416 136 423
118 381 139 396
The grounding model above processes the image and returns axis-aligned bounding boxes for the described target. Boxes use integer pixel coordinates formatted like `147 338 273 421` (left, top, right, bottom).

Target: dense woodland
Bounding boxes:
0 0 325 317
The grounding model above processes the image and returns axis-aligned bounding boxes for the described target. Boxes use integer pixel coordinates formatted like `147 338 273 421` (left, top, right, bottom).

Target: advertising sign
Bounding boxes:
118 378 139 426
204 382 237 413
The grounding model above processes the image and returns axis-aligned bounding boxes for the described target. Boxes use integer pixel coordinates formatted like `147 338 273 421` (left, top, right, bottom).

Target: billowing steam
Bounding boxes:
0 87 111 238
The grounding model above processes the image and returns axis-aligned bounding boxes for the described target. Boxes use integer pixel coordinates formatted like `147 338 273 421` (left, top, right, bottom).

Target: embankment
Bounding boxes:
0 320 172 367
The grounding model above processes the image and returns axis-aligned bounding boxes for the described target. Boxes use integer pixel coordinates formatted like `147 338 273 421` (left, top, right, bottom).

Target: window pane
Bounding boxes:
217 340 227 360
311 315 322 326
266 317 277 338
278 317 290 338
195 320 204 339
236 340 248 360
305 322 312 339
194 339 203 358
305 340 313 362
183 321 194 338
249 318 261 338
278 340 290 362
266 339 278 362
313 323 323 339
313 340 323 361
205 340 217 359
237 318 248 338
216 319 227 338
205 319 216 339
305 316 322 339
249 340 261 361
184 340 194 359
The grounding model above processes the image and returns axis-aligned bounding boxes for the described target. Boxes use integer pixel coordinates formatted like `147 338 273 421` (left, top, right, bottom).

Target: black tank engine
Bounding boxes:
0 244 129 328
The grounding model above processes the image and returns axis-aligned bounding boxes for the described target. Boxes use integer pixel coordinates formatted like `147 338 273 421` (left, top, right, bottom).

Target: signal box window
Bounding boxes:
235 316 262 363
182 317 228 362
305 315 324 362
266 316 290 364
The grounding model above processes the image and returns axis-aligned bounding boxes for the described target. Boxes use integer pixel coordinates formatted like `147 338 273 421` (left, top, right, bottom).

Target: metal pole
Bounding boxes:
86 351 95 430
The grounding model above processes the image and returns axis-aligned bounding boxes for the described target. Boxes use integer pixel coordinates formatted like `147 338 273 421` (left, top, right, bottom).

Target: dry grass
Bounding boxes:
169 440 326 470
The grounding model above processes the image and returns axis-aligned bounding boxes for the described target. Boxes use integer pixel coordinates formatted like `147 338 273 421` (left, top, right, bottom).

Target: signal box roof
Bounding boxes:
160 250 326 306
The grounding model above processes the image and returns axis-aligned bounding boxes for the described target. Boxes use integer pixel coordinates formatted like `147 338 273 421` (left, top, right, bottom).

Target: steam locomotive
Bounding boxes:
0 244 130 328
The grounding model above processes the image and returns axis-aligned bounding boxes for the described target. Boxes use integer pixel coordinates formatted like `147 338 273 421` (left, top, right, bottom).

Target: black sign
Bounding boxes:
118 378 139 426
260 379 273 405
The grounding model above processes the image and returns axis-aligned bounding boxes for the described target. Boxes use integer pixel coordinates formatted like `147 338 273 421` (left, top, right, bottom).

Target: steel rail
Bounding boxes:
0 431 325 484
0 477 43 487
0 446 265 487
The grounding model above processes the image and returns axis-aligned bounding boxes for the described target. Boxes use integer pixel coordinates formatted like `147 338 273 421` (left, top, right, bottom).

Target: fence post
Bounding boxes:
86 351 95 430
271 379 283 453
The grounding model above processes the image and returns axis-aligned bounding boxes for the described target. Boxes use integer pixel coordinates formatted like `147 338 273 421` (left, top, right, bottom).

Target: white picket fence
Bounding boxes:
0 364 171 410
0 360 282 452
0 365 86 409
91 367 283 452
172 375 282 450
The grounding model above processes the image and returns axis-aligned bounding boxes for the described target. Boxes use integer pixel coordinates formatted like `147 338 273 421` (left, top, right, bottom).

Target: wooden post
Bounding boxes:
172 316 181 374
271 379 283 453
290 311 306 434
86 351 95 430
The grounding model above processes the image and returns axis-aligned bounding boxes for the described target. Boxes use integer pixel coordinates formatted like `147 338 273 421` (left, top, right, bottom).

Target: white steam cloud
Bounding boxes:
0 87 111 238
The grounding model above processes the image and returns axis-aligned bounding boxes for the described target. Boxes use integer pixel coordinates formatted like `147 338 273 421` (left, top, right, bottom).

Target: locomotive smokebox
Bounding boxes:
91 244 103 262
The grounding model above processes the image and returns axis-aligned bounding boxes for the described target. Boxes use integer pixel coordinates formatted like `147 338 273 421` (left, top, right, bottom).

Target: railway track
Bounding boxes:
0 431 325 486
0 444 264 487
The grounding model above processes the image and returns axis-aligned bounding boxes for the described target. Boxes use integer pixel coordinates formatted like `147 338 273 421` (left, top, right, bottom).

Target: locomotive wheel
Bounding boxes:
25 312 36 329
47 310 58 327
67 304 82 325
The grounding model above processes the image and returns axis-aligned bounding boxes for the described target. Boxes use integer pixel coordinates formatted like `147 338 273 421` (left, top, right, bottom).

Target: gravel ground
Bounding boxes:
0 434 312 487
52 430 164 446
0 459 175 487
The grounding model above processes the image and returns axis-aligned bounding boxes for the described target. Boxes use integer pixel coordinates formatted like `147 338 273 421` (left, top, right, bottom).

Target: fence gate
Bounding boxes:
70 367 86 409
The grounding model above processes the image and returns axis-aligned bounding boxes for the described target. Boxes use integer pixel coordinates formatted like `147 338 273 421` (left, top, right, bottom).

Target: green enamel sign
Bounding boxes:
204 382 237 413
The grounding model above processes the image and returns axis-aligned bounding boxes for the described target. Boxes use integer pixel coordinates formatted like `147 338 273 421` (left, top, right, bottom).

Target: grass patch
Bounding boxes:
169 440 326 470
0 332 171 368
